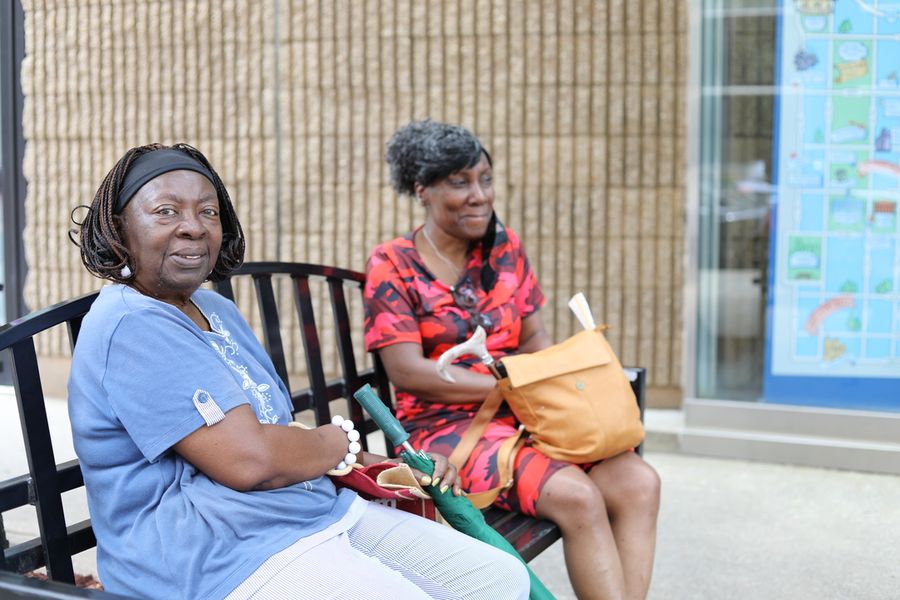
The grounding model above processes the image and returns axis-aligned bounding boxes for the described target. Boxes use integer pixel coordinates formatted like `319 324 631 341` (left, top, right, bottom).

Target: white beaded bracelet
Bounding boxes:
330 415 362 471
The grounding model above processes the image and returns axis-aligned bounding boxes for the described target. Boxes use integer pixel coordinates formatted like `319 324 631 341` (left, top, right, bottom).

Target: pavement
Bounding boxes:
3 389 899 599
530 451 900 600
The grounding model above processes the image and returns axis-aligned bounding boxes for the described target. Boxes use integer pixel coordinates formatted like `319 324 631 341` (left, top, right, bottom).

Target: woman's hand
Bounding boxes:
373 452 465 496
426 452 464 496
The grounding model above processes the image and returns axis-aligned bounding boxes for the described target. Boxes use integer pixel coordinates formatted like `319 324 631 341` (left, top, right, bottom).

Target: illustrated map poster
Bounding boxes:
767 0 900 408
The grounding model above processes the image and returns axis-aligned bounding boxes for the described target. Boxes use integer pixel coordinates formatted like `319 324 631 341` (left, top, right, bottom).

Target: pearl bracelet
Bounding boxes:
330 415 362 471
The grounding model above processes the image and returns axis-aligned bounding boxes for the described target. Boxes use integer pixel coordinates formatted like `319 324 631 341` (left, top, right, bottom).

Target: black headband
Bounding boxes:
115 148 216 213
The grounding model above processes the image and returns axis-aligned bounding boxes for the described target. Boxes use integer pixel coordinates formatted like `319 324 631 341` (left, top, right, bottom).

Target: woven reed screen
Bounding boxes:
21 0 686 401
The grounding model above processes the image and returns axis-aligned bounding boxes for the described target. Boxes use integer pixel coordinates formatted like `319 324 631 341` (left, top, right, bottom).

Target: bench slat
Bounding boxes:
327 278 369 447
482 507 561 562
0 476 31 513
10 339 75 584
251 274 291 388
0 462 82 513
0 569 121 599
3 520 95 577
292 276 332 426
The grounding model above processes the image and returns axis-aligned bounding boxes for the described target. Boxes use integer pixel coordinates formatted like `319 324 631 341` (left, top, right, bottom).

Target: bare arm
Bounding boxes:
518 311 553 353
173 404 350 491
174 405 465 494
378 311 552 403
377 342 497 404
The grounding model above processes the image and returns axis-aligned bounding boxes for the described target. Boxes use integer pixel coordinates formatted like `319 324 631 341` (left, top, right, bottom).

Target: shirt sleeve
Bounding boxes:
508 229 546 320
363 244 423 351
102 308 251 462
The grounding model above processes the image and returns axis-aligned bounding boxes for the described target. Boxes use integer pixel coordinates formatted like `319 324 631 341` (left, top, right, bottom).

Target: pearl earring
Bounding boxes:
120 265 132 278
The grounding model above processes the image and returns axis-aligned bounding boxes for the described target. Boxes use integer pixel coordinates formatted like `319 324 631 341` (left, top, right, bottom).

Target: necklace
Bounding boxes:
422 226 464 285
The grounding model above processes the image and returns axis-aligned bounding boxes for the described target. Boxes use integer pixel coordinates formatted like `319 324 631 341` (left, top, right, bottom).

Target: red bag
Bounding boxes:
330 462 439 521
287 422 438 520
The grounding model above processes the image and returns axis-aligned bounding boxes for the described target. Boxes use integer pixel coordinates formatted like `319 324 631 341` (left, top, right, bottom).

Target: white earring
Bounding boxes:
120 265 132 278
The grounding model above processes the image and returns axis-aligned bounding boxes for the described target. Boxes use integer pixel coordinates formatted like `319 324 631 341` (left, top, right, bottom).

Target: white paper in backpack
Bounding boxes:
568 292 596 331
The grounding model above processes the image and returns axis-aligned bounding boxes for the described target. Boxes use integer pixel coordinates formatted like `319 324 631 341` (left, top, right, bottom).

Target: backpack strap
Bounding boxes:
448 385 526 509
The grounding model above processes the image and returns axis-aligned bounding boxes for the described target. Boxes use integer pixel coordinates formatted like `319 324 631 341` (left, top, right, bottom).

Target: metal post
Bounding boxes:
0 513 8 571
0 0 28 321
0 0 28 384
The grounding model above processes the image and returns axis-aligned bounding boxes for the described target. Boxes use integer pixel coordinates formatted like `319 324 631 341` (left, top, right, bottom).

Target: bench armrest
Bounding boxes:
623 366 646 456
0 571 125 599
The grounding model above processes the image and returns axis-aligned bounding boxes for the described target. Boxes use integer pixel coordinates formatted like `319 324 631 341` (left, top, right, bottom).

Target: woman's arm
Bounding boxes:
518 311 553 353
173 405 351 491
377 342 497 404
376 312 552 403
174 404 462 496
175 407 464 494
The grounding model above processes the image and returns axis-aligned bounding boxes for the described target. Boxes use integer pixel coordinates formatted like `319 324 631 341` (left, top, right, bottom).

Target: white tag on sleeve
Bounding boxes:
192 389 226 426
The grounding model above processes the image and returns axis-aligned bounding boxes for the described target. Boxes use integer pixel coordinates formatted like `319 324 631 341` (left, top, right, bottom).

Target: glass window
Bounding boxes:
697 0 900 411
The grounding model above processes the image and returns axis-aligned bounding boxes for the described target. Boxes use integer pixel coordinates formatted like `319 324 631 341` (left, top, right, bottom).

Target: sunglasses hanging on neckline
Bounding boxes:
451 276 493 333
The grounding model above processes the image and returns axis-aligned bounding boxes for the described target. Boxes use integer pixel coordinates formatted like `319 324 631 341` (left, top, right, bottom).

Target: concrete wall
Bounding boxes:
20 0 687 404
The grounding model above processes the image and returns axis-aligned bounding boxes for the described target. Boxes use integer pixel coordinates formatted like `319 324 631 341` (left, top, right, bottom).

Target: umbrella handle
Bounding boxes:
435 326 506 381
353 384 410 449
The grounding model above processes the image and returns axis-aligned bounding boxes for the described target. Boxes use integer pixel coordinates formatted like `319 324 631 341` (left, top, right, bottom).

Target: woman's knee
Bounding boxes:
535 467 607 525
596 456 661 516
626 460 661 510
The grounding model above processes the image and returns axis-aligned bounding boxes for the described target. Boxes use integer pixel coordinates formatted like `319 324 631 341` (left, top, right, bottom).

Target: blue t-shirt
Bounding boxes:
67 285 356 600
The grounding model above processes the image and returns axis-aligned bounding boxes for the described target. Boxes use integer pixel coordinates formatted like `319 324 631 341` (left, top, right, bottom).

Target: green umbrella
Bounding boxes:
353 384 555 600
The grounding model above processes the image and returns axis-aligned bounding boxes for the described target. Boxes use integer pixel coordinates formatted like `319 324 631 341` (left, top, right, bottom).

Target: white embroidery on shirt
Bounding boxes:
206 311 280 425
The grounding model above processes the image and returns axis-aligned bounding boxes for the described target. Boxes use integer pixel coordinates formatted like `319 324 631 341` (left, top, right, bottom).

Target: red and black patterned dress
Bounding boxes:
364 222 575 516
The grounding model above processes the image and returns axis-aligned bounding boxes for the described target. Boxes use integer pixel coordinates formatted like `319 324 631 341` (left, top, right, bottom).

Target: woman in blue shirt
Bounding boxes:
67 143 529 600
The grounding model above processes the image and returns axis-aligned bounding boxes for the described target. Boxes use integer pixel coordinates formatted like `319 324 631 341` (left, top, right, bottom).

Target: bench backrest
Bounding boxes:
211 261 395 449
0 293 98 583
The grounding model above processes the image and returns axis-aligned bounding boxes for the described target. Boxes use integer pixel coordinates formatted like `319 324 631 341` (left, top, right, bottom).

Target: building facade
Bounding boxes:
3 0 688 405
3 1 896 472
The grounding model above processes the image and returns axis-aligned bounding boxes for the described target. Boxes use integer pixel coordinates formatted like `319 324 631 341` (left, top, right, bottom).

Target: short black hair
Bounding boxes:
385 119 492 196
70 143 245 283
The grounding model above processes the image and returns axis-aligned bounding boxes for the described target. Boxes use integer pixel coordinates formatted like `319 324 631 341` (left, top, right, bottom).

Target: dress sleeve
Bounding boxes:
102 309 251 462
364 244 423 351
508 229 545 319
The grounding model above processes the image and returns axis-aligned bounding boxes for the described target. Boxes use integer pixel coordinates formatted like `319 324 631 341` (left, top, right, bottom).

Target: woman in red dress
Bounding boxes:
364 120 660 600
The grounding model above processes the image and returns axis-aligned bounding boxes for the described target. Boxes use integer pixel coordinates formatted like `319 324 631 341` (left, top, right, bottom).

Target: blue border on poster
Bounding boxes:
762 1 899 413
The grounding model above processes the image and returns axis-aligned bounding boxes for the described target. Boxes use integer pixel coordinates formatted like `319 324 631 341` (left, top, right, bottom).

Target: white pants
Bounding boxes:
228 498 530 600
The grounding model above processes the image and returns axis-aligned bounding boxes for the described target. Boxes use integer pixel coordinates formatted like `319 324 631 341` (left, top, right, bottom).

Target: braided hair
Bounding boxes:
70 143 245 283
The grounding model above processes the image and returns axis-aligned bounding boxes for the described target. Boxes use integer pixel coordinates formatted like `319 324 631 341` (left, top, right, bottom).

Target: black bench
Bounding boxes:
0 293 116 598
214 262 646 562
0 261 646 596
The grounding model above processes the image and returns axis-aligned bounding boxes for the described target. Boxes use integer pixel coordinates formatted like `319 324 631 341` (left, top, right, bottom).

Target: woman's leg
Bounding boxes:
237 501 529 600
239 532 432 599
347 501 530 600
587 453 660 600
534 465 627 600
